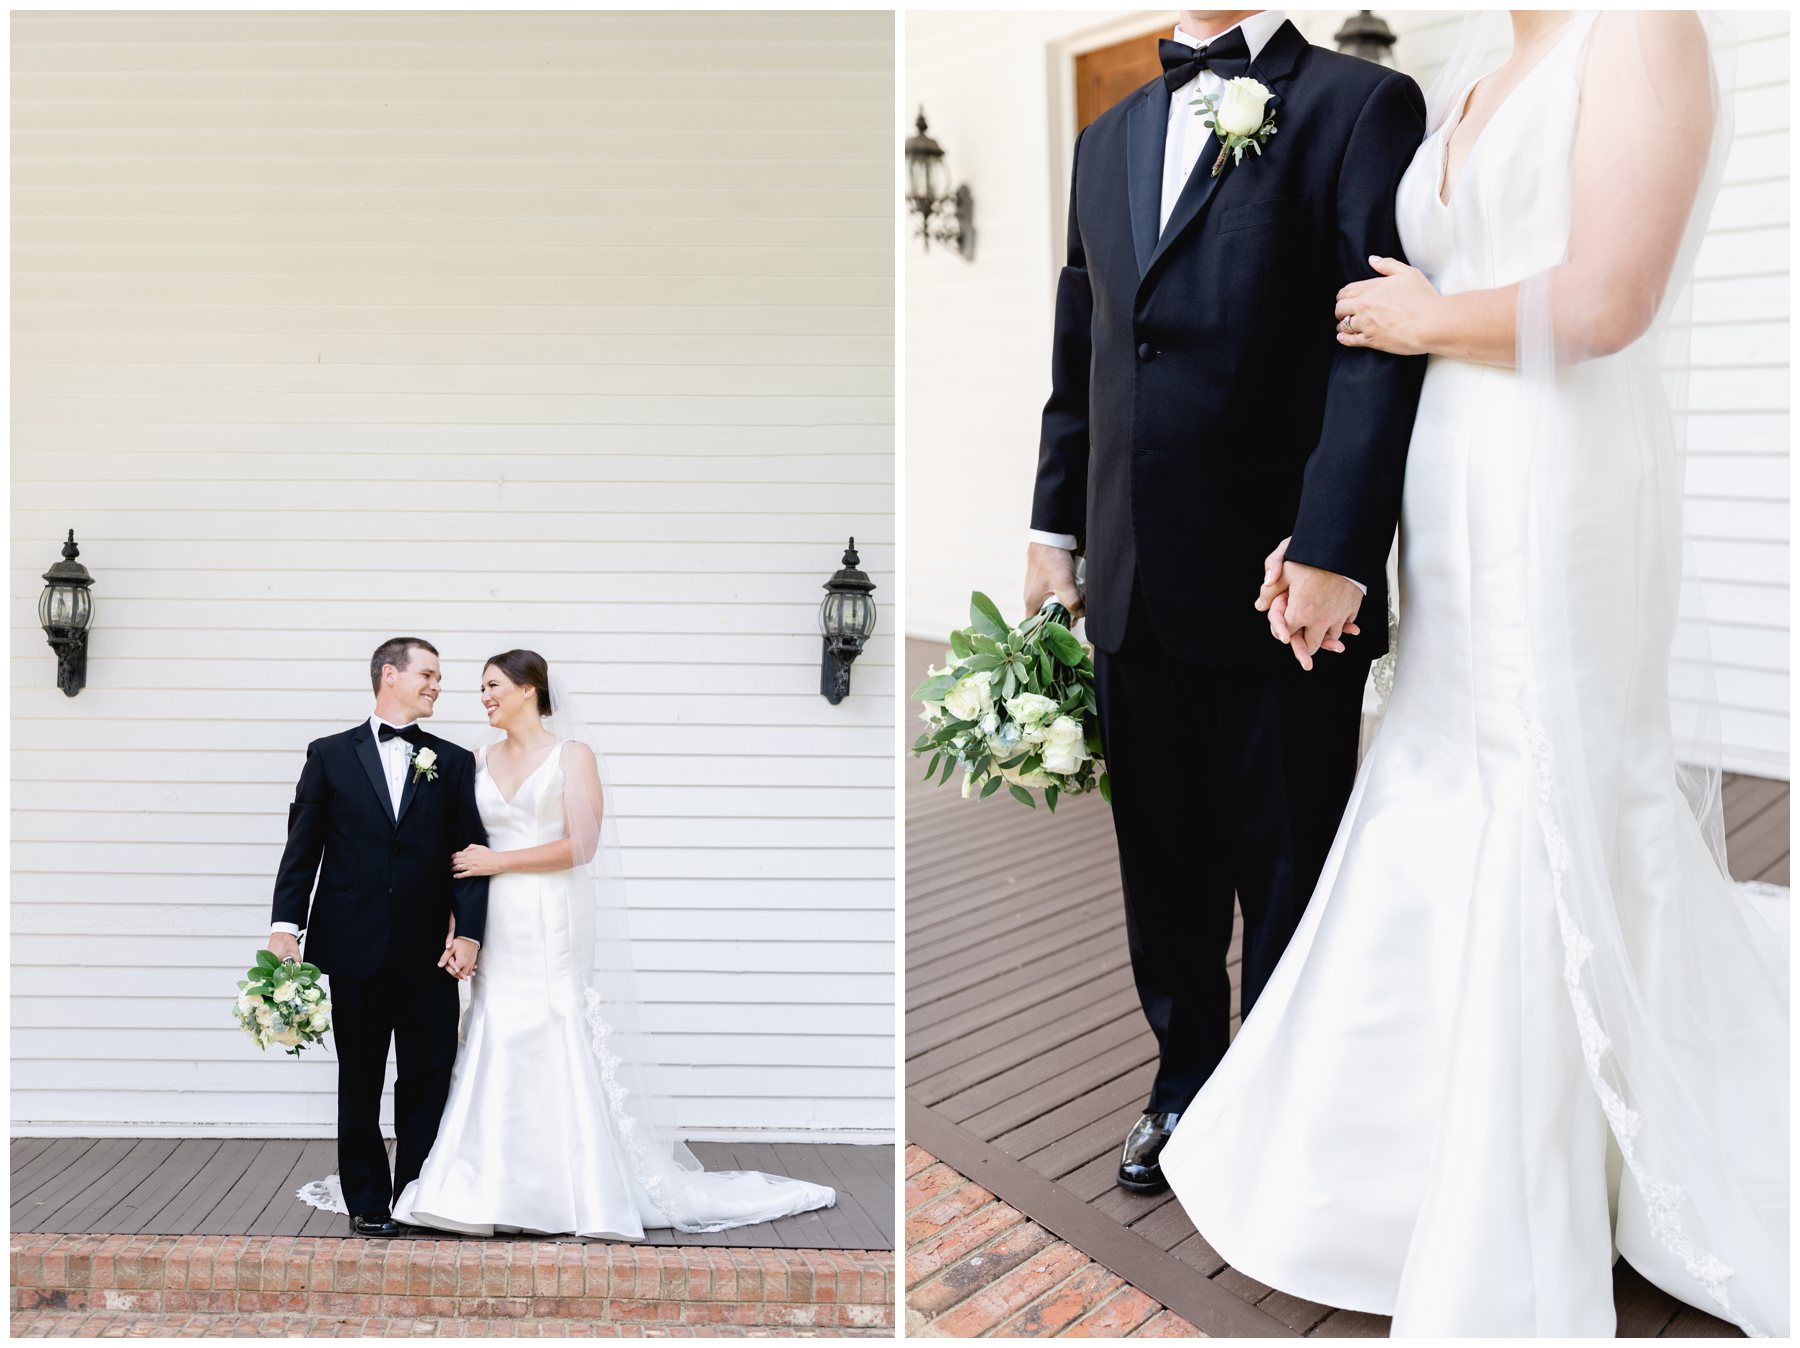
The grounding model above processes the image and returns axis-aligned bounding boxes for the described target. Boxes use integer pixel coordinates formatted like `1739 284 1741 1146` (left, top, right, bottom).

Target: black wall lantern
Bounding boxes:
906 109 976 260
819 537 877 705
40 530 95 697
1334 10 1397 65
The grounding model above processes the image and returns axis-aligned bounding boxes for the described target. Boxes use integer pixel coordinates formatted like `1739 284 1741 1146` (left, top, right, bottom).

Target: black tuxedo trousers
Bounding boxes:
1097 581 1366 1112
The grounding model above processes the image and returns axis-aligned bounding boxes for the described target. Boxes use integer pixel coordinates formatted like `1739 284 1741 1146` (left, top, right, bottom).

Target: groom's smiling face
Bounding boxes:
384 648 442 722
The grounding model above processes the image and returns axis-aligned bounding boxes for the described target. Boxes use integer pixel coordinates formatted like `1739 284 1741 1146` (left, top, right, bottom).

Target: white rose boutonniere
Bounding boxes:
1194 76 1279 177
410 745 439 783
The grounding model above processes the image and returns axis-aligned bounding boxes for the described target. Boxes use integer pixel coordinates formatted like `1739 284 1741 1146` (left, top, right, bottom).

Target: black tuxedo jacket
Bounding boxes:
1032 22 1428 667
270 722 489 980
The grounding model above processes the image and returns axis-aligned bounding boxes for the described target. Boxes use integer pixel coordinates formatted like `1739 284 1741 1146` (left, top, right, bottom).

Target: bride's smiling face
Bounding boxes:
480 664 539 731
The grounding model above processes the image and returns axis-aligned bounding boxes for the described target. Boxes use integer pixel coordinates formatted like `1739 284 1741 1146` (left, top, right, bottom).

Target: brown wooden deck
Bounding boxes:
904 637 1781 1338
10 1137 894 1252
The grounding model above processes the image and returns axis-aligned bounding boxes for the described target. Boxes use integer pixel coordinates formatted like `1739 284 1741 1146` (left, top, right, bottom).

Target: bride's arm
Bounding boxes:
451 742 604 877
1336 11 1714 366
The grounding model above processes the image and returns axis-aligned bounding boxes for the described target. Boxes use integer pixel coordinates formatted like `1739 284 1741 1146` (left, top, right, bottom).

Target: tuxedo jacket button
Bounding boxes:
1136 342 1156 361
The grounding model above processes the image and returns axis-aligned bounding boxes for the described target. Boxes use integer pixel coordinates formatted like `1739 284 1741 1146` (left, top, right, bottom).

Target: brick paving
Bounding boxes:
904 1144 1201 1339
9 1311 856 1337
10 1234 893 1338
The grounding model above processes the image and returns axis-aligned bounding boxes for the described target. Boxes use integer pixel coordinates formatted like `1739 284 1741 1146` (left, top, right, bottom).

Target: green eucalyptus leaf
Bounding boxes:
969 592 1010 641
912 673 957 702
1008 784 1037 808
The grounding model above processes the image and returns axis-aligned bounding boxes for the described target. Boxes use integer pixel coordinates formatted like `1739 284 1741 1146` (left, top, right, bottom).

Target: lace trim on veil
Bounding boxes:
1518 694 1757 1337
581 987 680 1227
297 1175 347 1215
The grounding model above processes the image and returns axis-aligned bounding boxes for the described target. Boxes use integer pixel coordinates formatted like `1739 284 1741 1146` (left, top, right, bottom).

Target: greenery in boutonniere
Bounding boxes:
1194 76 1279 176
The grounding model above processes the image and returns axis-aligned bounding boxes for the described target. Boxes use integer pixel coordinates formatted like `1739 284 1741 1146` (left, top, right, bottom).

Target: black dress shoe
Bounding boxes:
1117 1111 1181 1193
349 1212 399 1237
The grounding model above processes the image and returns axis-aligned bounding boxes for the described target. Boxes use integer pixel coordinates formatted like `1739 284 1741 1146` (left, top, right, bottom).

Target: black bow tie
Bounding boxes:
1159 28 1252 92
378 723 424 745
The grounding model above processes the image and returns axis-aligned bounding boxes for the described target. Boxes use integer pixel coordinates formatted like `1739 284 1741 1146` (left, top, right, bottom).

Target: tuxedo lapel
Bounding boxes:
395 742 422 827
1143 22 1307 283
353 722 397 826
1124 79 1169 277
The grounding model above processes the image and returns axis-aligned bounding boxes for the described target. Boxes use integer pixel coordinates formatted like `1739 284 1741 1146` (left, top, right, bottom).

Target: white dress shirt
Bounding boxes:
270 713 418 940
1028 12 1362 596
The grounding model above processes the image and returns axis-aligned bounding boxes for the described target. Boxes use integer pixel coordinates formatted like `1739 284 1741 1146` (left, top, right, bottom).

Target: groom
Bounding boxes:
267 637 489 1235
1025 11 1426 1192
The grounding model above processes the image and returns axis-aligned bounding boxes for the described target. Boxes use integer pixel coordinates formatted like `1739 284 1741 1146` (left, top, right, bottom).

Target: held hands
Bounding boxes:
452 844 503 879
438 914 478 980
1257 536 1361 671
1335 256 1442 357
1023 543 1083 621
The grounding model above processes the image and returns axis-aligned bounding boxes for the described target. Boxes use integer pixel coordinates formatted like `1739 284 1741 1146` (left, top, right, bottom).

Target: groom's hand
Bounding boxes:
1023 543 1083 620
439 936 478 980
1255 537 1293 613
1275 563 1363 672
267 932 300 963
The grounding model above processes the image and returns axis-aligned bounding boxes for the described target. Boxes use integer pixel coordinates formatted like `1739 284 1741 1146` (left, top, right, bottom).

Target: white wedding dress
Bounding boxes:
309 739 835 1238
1161 15 1787 1338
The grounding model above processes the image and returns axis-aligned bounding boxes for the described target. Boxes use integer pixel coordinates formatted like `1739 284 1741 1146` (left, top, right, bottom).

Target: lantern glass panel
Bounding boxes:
926 154 950 203
70 586 92 631
907 151 932 203
847 593 875 638
40 585 72 629
820 592 844 639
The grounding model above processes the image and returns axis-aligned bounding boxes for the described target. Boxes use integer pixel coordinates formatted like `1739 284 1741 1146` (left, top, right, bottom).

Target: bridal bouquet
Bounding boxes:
912 593 1108 809
233 950 331 1056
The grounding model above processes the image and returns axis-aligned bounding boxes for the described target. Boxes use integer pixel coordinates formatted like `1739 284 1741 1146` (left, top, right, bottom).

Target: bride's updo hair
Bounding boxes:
484 649 552 716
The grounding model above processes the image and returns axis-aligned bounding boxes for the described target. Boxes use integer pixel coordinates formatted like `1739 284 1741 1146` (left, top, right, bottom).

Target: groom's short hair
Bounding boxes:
370 637 439 694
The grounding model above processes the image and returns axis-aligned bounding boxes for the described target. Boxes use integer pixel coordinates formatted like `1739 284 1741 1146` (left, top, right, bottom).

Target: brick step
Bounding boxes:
10 1309 876 1338
12 1235 893 1333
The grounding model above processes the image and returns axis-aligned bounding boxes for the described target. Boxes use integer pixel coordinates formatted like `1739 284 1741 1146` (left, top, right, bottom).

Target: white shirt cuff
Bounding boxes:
1028 530 1079 550
1350 578 1367 595
270 922 301 937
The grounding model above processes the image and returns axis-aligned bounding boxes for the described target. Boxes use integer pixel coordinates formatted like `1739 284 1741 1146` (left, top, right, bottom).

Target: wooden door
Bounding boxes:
1074 26 1168 131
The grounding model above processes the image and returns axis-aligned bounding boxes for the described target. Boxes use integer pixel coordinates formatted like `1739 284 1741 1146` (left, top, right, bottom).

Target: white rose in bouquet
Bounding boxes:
273 980 298 1003
1216 77 1274 137
309 1010 330 1032
1041 716 1091 776
274 1024 303 1049
1004 693 1060 726
255 1007 276 1028
943 670 994 722
1000 761 1055 790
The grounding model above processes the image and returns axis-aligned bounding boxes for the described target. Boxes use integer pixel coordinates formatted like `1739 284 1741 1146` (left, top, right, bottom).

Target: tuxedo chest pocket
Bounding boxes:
1217 197 1299 235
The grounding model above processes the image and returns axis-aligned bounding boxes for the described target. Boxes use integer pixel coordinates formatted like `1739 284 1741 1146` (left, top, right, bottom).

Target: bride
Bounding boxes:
1160 11 1788 1338
310 648 835 1238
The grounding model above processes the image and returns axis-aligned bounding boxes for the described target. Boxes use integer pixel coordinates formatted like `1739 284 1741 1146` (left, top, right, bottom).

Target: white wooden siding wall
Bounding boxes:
906 9 1788 778
12 9 895 1140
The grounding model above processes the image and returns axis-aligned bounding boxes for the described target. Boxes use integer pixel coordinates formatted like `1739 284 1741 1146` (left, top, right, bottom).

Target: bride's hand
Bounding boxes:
452 844 503 878
1335 256 1441 356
